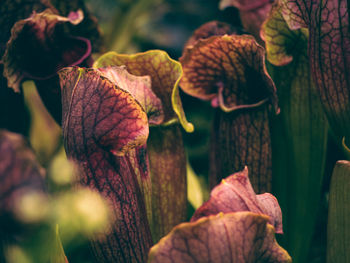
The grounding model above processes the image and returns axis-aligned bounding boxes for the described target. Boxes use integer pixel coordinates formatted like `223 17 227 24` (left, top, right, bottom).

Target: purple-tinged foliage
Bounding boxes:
94 50 193 243
148 169 290 263
220 0 274 43
279 0 350 142
1 0 102 124
180 28 278 193
191 167 283 234
59 67 153 263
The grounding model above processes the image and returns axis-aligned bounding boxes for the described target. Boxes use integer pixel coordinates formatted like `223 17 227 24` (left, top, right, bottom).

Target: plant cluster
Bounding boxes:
0 0 349 262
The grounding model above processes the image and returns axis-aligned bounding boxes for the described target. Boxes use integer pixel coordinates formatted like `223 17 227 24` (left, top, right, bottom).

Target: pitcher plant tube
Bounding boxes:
261 4 328 262
278 0 350 143
180 26 279 193
93 50 194 243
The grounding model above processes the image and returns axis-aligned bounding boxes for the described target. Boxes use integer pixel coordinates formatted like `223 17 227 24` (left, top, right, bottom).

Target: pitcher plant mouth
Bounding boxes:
2 9 92 92
180 34 279 115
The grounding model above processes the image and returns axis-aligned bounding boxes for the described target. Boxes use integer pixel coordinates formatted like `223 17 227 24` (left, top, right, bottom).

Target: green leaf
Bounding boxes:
187 163 205 210
261 6 328 263
22 81 61 166
327 160 350 263
50 225 68 263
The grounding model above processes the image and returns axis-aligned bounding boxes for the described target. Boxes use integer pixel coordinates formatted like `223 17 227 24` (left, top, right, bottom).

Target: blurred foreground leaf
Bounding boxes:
23 81 61 166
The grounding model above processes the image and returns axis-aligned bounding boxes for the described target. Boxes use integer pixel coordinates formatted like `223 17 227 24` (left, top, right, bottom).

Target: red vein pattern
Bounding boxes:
184 21 241 48
94 50 190 242
147 125 187 242
261 6 329 262
59 67 152 263
280 0 350 140
97 66 164 125
191 167 283 234
180 35 278 113
180 34 278 193
148 212 291 263
94 50 190 128
210 105 272 192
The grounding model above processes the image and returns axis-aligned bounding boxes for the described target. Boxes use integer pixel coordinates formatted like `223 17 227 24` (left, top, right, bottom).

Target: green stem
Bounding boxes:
269 56 328 262
327 160 350 263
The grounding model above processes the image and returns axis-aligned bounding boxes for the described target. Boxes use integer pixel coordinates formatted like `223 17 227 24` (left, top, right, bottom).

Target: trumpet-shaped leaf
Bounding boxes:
1 0 102 125
180 34 278 192
279 0 350 141
180 34 278 113
2 8 98 123
147 125 187 242
3 9 89 92
260 4 308 66
94 50 193 132
0 0 54 134
0 0 54 56
59 67 152 262
149 167 289 263
94 50 192 242
261 5 328 262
